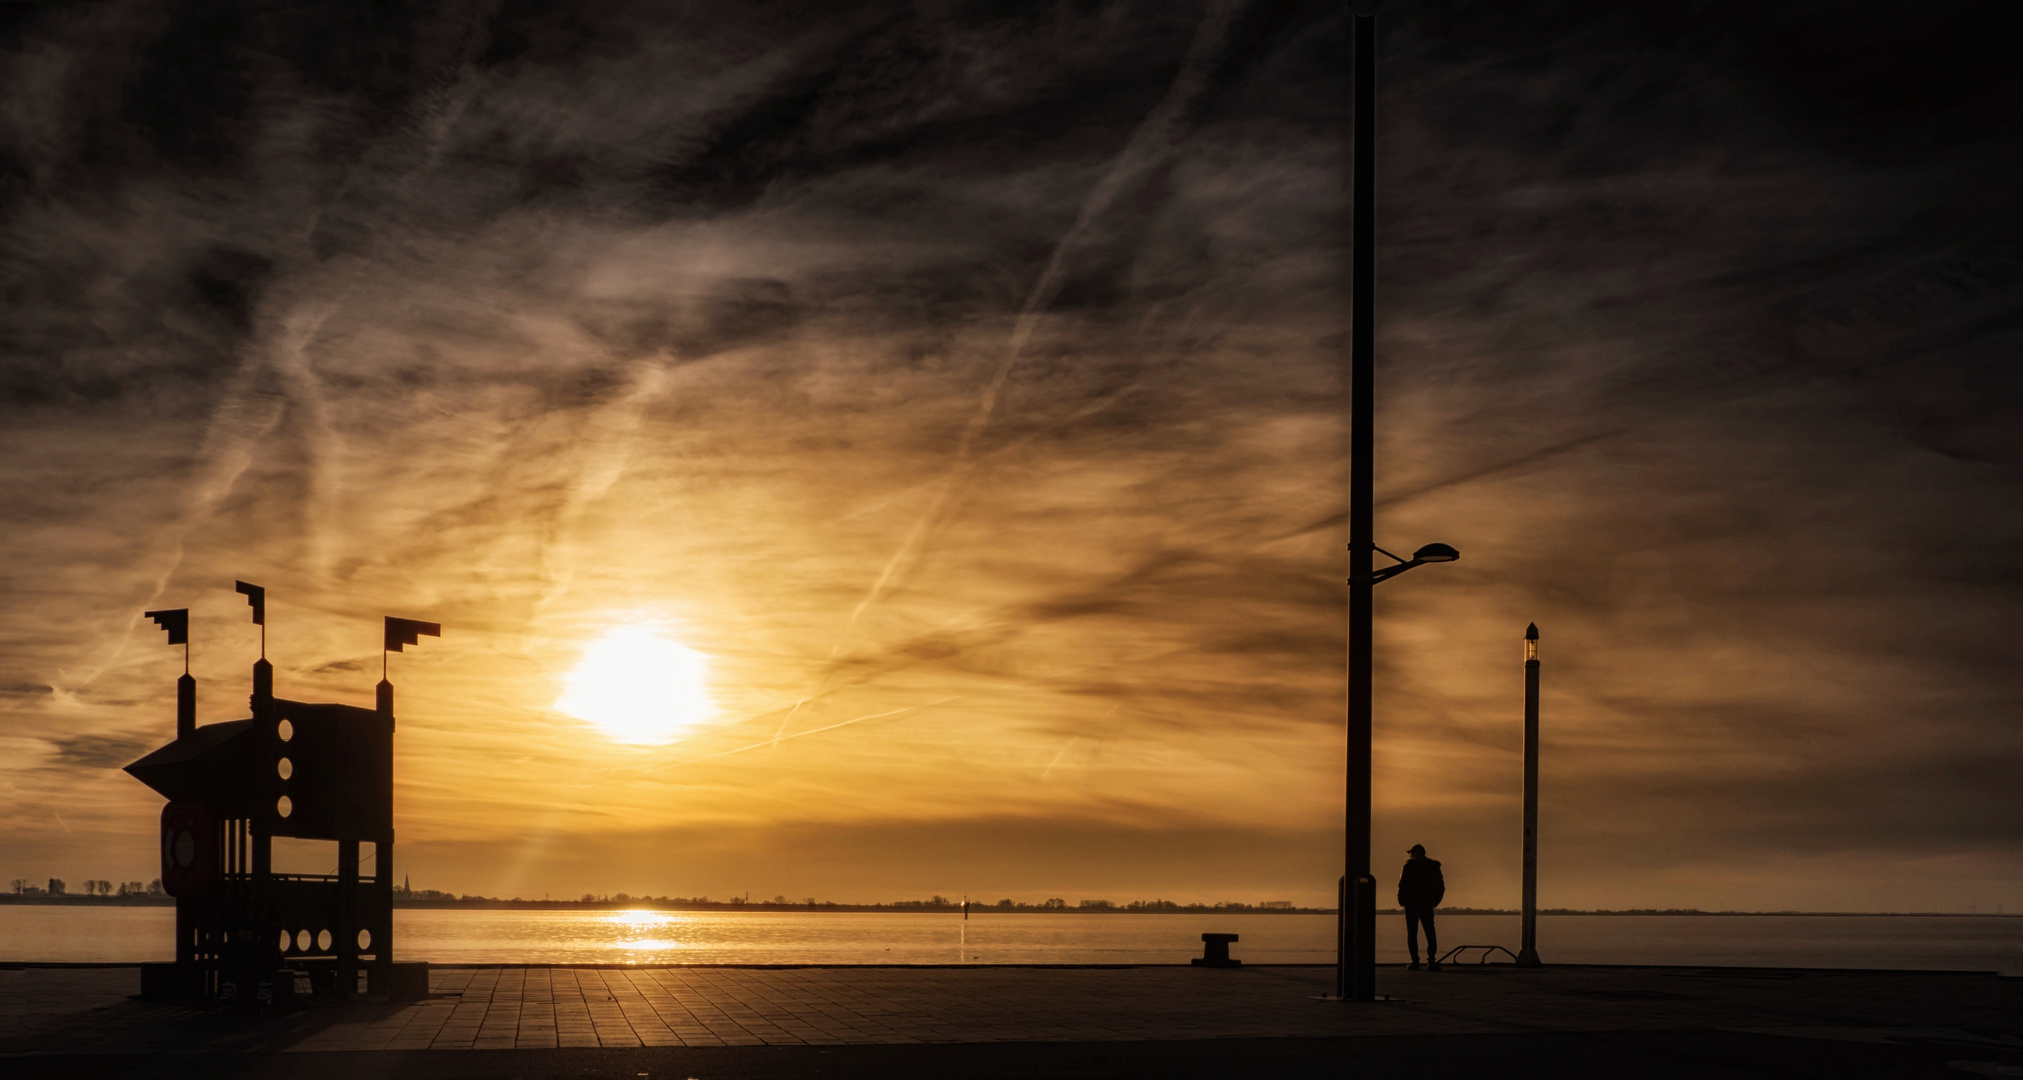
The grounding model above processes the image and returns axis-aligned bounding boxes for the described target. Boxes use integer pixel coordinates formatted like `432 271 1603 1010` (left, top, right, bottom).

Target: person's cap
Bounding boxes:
1406 844 1426 855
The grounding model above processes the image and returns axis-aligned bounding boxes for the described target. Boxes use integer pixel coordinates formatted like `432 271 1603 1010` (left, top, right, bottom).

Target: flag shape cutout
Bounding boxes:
144 609 189 645
235 581 265 625
384 616 441 652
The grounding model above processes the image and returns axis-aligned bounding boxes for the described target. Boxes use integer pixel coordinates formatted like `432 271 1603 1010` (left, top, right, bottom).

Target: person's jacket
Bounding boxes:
1397 857 1445 909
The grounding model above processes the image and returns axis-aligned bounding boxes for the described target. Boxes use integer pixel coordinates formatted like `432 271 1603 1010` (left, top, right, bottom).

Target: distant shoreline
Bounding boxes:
1 896 2012 917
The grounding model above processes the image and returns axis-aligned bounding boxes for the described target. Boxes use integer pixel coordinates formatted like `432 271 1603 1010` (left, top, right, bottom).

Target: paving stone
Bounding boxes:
2 963 2019 1055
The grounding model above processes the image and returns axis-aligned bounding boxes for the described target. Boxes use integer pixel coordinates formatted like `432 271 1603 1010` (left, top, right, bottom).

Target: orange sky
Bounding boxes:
3 2 2020 911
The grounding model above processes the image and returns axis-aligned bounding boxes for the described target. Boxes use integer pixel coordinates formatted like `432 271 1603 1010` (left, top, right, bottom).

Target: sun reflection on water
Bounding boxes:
606 909 688 956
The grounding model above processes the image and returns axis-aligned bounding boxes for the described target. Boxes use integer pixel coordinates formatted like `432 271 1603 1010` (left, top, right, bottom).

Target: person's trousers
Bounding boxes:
1405 906 1438 963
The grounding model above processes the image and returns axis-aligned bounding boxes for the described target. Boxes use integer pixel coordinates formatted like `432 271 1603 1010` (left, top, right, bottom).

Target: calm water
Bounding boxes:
3 907 2020 973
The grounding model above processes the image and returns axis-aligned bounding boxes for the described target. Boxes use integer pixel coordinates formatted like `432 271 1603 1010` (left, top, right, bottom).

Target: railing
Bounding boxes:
221 872 384 884
1436 944 1519 965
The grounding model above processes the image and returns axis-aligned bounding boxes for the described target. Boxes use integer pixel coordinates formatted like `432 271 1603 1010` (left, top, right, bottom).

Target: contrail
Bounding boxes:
531 357 676 621
839 0 1242 637
64 346 291 691
832 380 1144 525
1040 737 1080 781
970 0 1243 458
767 693 814 751
265 299 349 582
772 2 1243 747
676 697 962 772
84 301 345 674
66 23 490 691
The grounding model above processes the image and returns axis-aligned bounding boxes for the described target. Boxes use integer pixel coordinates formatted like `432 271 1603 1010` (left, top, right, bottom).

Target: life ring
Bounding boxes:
159 800 219 898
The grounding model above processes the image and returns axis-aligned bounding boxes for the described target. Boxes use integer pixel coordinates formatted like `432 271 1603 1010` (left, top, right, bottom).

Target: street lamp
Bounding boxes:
1334 539 1457 1002
1333 10 1461 1004
1367 543 1459 584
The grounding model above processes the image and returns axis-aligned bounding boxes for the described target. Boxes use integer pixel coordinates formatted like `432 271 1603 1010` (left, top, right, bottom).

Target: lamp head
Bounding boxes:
1525 622 1539 662
1412 542 1459 563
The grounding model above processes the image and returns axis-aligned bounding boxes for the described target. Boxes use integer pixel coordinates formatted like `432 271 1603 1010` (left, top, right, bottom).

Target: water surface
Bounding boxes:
3 906 2018 973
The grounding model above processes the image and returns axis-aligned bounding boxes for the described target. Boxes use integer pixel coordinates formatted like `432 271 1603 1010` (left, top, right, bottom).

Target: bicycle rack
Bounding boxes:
1436 944 1519 965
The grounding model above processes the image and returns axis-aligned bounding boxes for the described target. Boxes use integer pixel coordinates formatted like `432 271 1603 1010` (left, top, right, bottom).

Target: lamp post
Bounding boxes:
1333 9 1460 1004
1336 541 1458 1002
1517 623 1542 966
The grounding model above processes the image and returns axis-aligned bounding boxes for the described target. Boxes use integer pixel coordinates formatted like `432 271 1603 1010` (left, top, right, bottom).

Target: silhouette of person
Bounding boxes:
1398 843 1444 970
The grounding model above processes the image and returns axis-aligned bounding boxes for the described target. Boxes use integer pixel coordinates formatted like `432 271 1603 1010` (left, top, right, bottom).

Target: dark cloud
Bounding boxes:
41 731 155 771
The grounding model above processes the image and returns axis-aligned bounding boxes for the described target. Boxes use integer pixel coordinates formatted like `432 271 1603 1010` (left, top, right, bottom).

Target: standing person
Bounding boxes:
1398 843 1445 970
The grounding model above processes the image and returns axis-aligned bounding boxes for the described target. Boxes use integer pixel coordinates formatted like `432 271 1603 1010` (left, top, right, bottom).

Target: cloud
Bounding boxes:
41 731 156 771
0 0 2018 910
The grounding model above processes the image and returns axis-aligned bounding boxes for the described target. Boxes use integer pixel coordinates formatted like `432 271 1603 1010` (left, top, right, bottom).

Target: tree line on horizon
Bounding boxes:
4 877 1311 910
12 879 1998 916
391 887 1316 912
9 877 161 898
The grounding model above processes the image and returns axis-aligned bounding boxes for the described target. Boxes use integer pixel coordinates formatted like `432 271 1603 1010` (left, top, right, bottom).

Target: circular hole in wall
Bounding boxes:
277 757 292 780
279 929 292 952
357 929 371 950
277 719 293 742
317 929 332 952
296 929 310 952
172 830 196 868
276 796 292 818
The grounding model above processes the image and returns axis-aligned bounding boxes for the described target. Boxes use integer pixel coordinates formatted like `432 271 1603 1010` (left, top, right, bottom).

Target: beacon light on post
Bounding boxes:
1517 621 1542 967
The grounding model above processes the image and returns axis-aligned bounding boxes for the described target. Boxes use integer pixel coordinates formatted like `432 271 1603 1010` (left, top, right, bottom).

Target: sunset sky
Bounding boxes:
2 1 2018 911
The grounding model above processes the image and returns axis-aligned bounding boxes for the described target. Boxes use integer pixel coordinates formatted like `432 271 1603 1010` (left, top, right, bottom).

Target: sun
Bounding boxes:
556 627 717 745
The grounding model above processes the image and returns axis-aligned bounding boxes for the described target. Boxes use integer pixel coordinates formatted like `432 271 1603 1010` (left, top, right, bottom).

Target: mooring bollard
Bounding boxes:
1192 933 1241 967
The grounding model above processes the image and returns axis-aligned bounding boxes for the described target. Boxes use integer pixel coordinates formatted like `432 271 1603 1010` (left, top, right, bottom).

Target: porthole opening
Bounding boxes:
277 757 293 780
276 795 292 818
357 928 372 950
316 929 332 952
277 719 293 742
279 929 292 952
296 929 310 951
172 829 196 868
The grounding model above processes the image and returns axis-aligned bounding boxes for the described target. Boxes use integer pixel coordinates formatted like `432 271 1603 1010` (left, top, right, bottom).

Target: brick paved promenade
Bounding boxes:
2 963 2019 1077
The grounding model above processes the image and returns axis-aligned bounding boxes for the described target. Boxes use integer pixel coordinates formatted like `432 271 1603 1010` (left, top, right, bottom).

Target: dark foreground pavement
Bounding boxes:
8 1031 2023 1079
3 963 2019 1078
